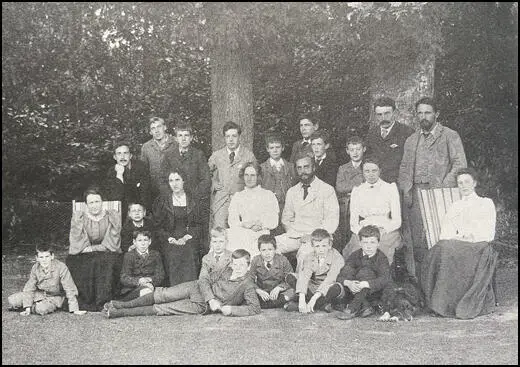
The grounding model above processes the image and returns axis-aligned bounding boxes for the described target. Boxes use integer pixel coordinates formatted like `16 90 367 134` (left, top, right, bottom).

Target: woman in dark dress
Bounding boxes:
153 167 202 286
67 187 122 311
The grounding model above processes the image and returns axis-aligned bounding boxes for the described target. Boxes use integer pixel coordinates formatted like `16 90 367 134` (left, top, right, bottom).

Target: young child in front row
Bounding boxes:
8 243 86 316
118 230 165 302
334 225 391 320
121 202 155 252
249 234 295 308
285 229 345 313
199 226 233 279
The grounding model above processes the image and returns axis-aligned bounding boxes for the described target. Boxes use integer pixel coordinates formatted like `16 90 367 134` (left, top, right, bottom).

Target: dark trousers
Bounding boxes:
286 274 342 310
342 286 383 314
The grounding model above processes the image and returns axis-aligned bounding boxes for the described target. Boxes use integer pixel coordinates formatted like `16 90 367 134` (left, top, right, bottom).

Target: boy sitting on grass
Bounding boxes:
249 234 295 309
199 226 233 279
285 228 345 313
118 230 165 301
8 243 86 316
335 225 391 320
104 249 260 318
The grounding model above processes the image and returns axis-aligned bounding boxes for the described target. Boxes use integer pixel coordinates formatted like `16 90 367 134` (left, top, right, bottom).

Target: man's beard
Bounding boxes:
419 118 434 131
299 173 314 184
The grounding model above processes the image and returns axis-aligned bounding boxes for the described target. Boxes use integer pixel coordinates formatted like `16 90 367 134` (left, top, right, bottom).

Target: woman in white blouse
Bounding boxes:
227 162 279 256
342 157 402 265
421 167 498 319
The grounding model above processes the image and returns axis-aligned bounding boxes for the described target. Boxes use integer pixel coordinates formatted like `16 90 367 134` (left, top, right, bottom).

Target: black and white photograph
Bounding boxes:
2 2 518 364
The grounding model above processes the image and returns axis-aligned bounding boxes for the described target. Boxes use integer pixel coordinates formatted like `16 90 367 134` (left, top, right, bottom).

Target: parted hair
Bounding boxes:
83 186 104 202
149 116 166 127
231 249 251 264
210 226 228 240
345 135 365 148
311 228 332 242
35 243 54 255
374 96 396 110
175 122 193 135
133 229 152 240
238 161 262 182
358 225 381 242
415 97 437 112
222 121 241 135
310 129 331 145
257 234 277 250
455 167 479 183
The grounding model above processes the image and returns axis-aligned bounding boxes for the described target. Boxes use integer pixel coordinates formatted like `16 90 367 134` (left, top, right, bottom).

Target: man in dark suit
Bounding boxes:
310 130 339 188
365 97 414 184
105 142 151 221
289 116 319 163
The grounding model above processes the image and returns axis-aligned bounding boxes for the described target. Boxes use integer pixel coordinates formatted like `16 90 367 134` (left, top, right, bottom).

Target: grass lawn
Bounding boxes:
2 248 518 365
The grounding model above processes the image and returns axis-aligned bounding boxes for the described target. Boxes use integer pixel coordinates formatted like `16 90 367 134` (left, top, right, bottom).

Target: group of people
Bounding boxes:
8 96 499 321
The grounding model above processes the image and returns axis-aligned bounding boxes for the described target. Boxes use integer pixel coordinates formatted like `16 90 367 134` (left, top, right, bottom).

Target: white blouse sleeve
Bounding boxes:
469 198 496 242
384 182 402 233
260 190 280 230
349 185 361 235
227 192 242 228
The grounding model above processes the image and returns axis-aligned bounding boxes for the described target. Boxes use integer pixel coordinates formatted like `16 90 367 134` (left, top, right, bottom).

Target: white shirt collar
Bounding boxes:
136 249 149 256
462 191 479 201
364 179 382 189
380 121 396 134
227 146 240 156
421 122 438 136
133 221 144 227
351 160 362 169
315 153 327 162
362 251 376 258
270 158 284 168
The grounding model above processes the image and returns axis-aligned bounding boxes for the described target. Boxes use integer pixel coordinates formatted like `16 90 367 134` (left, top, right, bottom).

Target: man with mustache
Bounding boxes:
398 97 467 279
365 97 414 184
105 142 151 221
275 153 339 267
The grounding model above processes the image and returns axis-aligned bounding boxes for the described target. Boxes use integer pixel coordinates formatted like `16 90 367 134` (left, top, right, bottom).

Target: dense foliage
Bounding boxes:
2 2 517 242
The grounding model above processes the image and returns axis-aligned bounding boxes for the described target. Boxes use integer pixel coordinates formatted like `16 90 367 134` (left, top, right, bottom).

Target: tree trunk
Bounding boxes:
369 54 435 129
209 9 254 152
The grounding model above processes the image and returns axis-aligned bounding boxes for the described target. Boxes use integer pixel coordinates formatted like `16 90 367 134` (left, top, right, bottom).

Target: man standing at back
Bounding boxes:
208 121 256 229
140 116 178 204
365 97 414 184
289 116 319 163
398 97 467 278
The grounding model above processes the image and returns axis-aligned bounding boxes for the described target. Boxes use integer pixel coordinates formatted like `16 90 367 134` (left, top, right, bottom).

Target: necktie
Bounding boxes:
423 132 431 139
381 128 389 139
302 140 309 148
180 150 186 158
229 151 235 163
302 183 310 200
316 158 322 166
215 255 220 262
266 261 272 270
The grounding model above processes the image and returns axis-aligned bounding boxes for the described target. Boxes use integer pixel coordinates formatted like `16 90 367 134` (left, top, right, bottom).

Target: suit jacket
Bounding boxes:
249 253 294 292
365 122 414 183
120 217 156 252
289 139 313 163
160 146 211 201
398 124 467 195
337 248 391 293
120 249 165 293
282 176 340 236
199 250 233 279
314 154 339 188
104 158 152 213
259 158 297 208
335 161 364 211
208 146 256 227
139 134 178 196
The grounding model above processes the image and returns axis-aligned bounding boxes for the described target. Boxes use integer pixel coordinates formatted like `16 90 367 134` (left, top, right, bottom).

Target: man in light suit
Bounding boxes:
398 97 467 278
275 154 339 259
208 121 256 229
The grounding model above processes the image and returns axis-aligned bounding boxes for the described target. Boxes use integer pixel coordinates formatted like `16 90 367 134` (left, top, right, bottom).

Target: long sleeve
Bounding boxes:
120 254 140 287
384 183 401 233
335 165 350 197
260 190 279 229
196 153 212 199
316 255 345 295
322 188 340 235
59 263 79 312
442 132 467 187
227 193 241 227
281 187 296 231
68 212 91 255
198 268 217 302
279 255 294 290
198 256 212 280
366 254 391 292
151 253 165 286
227 283 262 317
349 185 362 235
295 257 314 294
91 210 121 252
22 265 39 294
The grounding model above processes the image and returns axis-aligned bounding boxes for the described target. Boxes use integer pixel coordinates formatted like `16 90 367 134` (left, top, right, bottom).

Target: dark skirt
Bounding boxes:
160 239 199 287
420 240 497 319
66 252 123 311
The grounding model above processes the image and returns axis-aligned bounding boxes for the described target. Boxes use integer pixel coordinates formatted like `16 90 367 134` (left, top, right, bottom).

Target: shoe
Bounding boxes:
284 301 299 312
336 308 357 320
103 301 113 312
323 303 333 313
333 303 345 312
360 306 375 318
